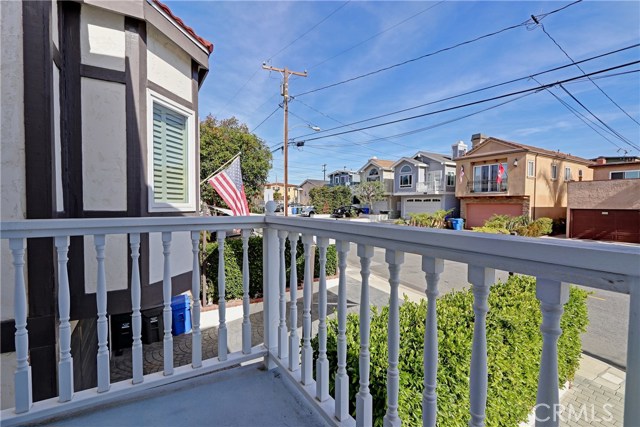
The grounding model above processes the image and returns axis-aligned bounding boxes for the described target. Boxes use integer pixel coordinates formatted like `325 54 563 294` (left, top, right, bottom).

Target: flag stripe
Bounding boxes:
208 157 250 216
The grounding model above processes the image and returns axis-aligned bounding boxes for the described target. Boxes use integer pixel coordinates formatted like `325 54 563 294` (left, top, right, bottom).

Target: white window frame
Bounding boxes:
527 160 535 177
610 170 640 179
367 168 380 182
446 171 455 186
564 167 572 181
399 165 413 188
146 90 196 212
551 164 558 180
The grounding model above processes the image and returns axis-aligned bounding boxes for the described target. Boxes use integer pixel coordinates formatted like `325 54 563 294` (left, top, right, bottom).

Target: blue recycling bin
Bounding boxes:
451 218 464 230
171 294 192 336
361 207 370 214
292 207 299 214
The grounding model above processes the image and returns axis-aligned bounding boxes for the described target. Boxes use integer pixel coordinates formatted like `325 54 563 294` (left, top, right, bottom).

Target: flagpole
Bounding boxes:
200 151 242 186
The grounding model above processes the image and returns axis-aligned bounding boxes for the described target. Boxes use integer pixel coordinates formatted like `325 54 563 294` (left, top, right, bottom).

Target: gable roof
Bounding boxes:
358 158 395 173
463 137 594 165
300 179 328 187
413 151 454 165
152 0 214 54
391 157 425 168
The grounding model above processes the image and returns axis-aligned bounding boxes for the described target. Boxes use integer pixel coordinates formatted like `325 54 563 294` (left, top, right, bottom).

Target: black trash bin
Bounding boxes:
111 313 132 355
142 306 164 344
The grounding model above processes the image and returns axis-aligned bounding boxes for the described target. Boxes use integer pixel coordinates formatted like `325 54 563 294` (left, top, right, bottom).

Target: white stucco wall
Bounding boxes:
1 0 27 324
83 234 128 294
0 1 25 409
147 25 192 103
149 231 193 284
80 4 125 71
81 77 127 211
53 64 64 212
51 0 59 48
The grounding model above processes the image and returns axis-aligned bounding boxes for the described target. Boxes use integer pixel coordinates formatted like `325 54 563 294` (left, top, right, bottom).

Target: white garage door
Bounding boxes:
372 200 388 213
403 198 442 216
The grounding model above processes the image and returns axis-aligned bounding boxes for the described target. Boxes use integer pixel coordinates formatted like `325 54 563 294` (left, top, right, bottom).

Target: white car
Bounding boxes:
300 206 317 217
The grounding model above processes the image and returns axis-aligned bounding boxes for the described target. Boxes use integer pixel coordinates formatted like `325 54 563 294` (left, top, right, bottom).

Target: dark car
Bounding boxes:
331 205 363 218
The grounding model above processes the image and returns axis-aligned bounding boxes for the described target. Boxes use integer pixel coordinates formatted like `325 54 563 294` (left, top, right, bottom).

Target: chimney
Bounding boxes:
596 157 606 165
471 133 487 149
451 140 468 159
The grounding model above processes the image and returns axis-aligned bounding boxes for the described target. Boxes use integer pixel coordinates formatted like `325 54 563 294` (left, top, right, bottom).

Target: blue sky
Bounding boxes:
165 0 640 185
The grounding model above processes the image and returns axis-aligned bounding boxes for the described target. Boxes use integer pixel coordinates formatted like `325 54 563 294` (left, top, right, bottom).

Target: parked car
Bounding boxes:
274 203 284 212
331 205 363 218
300 206 317 217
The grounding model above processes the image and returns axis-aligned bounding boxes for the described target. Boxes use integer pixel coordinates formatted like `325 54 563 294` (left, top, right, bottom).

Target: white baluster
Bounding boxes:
55 236 74 401
316 237 330 402
10 238 32 413
356 244 374 427
422 257 443 427
94 235 110 392
288 232 300 372
130 233 143 384
335 240 350 421
277 230 288 360
625 276 640 425
263 201 280 370
241 229 252 355
191 231 202 368
301 234 314 385
467 265 495 427
217 231 228 361
535 279 569 427
383 249 404 427
161 232 174 375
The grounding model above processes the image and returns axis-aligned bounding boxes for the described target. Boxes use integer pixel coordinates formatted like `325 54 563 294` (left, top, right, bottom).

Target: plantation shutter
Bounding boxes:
153 102 188 203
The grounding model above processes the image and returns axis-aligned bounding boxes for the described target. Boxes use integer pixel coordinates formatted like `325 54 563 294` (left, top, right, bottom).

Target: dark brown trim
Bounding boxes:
0 320 15 353
80 64 126 84
143 271 193 309
52 45 61 69
147 80 194 110
22 0 57 400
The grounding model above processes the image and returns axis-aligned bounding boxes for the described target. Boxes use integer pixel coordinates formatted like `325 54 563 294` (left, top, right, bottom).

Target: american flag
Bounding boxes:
208 157 250 216
459 165 465 183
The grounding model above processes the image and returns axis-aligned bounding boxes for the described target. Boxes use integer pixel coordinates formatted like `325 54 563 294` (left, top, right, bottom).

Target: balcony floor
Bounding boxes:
40 362 327 427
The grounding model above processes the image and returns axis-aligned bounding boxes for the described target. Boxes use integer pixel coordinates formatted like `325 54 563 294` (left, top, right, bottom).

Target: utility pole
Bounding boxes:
262 63 307 216
322 164 327 182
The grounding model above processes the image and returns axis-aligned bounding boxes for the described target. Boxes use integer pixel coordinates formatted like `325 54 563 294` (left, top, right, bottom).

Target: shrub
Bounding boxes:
475 215 553 237
471 226 510 234
204 234 337 302
407 209 453 228
312 275 589 427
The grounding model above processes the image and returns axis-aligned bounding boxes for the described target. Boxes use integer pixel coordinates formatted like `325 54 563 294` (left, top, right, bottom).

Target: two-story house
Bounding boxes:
263 182 301 205
1 0 211 407
455 134 594 228
357 158 397 214
327 169 360 187
298 179 327 206
391 148 460 218
567 156 640 243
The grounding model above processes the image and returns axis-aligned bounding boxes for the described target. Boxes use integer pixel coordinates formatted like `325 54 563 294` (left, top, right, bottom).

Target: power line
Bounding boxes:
307 1 445 71
251 105 281 133
537 22 640 126
292 0 584 98
297 61 640 144
292 44 639 139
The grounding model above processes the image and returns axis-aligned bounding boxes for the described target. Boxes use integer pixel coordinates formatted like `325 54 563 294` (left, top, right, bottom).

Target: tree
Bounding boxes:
353 181 385 213
273 190 283 202
309 185 352 213
200 116 272 212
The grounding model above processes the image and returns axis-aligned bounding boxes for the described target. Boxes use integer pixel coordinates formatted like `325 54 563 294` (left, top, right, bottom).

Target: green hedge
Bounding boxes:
204 234 337 302
312 275 588 427
473 214 553 237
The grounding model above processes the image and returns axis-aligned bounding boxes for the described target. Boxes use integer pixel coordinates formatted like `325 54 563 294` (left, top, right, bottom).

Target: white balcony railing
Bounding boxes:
1 203 639 427
415 181 445 194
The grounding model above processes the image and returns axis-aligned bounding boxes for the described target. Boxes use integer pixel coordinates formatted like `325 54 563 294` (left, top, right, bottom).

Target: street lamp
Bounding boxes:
282 124 320 216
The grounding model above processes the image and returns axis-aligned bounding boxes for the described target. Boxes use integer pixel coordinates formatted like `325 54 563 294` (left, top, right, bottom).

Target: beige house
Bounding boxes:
567 157 640 243
263 182 300 204
298 179 327 205
455 134 594 228
358 158 397 213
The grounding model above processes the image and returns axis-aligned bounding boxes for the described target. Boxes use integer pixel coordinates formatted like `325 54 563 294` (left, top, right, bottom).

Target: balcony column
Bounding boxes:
383 249 404 427
241 229 252 355
301 235 314 384
130 233 144 383
625 276 640 424
535 279 569 427
468 265 495 427
288 232 300 372
217 231 228 361
94 235 111 391
10 238 32 413
263 201 280 369
190 231 203 367
356 244 374 427
316 237 330 402
161 232 174 375
54 236 74 402
277 230 289 360
335 240 351 421
422 256 443 427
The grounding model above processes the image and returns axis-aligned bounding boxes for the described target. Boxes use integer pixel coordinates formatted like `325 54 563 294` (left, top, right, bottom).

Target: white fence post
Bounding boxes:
130 233 144 384
161 232 174 375
241 229 252 355
54 236 74 402
288 232 300 372
191 231 203 368
263 201 280 369
383 249 404 427
535 279 569 427
10 238 32 414
95 235 110 392
301 234 314 385
422 256 443 427
356 244 374 427
217 230 228 361
277 229 289 360
335 240 351 421
467 265 495 427
316 237 330 402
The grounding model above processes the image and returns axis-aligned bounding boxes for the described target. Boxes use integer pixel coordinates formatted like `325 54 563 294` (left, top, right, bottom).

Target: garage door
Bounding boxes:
571 209 640 243
403 198 441 216
372 200 388 213
465 203 523 228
